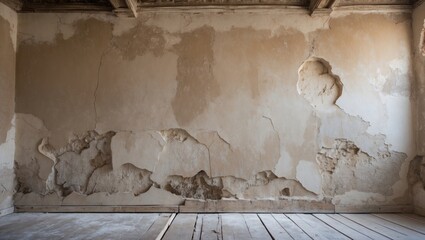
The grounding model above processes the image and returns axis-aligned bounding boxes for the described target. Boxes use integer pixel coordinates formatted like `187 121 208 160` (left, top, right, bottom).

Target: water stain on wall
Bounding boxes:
172 26 220 126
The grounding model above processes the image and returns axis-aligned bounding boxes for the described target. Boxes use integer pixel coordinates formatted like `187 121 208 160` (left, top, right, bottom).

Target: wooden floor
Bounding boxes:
0 213 425 239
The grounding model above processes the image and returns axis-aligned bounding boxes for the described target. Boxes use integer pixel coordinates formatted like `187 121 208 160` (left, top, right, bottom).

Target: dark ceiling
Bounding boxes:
0 0 421 17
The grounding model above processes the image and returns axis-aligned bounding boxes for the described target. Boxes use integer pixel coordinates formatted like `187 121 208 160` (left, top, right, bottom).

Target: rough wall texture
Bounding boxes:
413 2 425 215
0 2 16 213
14 10 415 209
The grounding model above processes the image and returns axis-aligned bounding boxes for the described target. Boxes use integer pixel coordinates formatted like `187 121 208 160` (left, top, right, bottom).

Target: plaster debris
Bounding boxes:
297 58 342 110
317 139 406 196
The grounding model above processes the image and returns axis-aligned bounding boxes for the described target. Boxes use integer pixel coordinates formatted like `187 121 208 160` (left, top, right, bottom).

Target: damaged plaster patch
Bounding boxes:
296 160 322 195
316 139 406 197
152 128 210 184
86 163 153 196
164 170 317 200
194 131 232 177
31 128 317 202
111 131 163 171
112 22 165 60
40 131 116 196
164 171 223 200
297 57 343 111
36 130 159 198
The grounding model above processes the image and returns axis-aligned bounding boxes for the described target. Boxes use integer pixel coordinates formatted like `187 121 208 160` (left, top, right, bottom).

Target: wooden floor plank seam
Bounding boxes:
339 214 396 240
281 214 313 239
313 214 372 240
403 214 425 224
191 214 202 240
256 213 276 240
372 214 425 235
361 214 425 239
328 214 390 240
340 214 420 240
155 213 176 240
311 214 359 240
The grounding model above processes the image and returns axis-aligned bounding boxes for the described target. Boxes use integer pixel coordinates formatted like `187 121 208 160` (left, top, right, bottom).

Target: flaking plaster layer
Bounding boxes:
13 10 416 209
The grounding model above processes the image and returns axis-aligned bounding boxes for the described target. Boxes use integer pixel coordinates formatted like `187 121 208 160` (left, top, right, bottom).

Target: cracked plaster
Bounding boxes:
12 10 418 209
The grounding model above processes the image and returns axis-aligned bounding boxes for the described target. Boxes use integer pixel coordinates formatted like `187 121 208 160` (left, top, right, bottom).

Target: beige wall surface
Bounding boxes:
13 9 418 210
0 2 16 214
412 2 425 215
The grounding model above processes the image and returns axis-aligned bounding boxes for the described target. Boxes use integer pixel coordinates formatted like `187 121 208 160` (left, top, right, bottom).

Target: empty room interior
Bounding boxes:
1 0 425 239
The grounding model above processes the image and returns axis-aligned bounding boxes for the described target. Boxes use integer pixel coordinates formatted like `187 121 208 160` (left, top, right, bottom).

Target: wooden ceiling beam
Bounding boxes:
309 0 338 16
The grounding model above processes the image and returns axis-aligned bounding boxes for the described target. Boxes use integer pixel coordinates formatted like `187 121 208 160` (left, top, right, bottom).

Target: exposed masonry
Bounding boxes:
20 129 318 201
316 139 406 197
297 57 343 110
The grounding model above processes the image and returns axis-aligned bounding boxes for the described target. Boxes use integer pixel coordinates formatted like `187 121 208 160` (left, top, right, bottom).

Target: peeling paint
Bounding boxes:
13 11 418 210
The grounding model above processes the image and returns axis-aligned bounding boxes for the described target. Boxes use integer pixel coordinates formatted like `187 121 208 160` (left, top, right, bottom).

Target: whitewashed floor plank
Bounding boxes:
342 214 424 240
221 213 252 240
242 214 272 240
258 214 293 239
286 214 349 240
328 214 390 240
272 214 312 240
141 213 172 240
373 214 425 234
162 214 197 240
201 214 222 240
314 214 372 240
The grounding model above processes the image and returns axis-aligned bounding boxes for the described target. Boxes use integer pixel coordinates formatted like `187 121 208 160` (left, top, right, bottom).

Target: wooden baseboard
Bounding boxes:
14 202 414 214
15 205 179 213
335 204 413 213
179 199 335 213
0 206 14 217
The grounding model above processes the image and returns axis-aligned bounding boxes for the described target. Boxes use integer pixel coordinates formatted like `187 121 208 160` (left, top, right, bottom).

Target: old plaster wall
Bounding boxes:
413 2 425 215
0 2 17 215
14 10 416 210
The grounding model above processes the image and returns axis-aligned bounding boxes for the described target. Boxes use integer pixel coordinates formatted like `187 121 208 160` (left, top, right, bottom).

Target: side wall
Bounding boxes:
0 2 16 217
413 2 425 216
14 10 416 212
